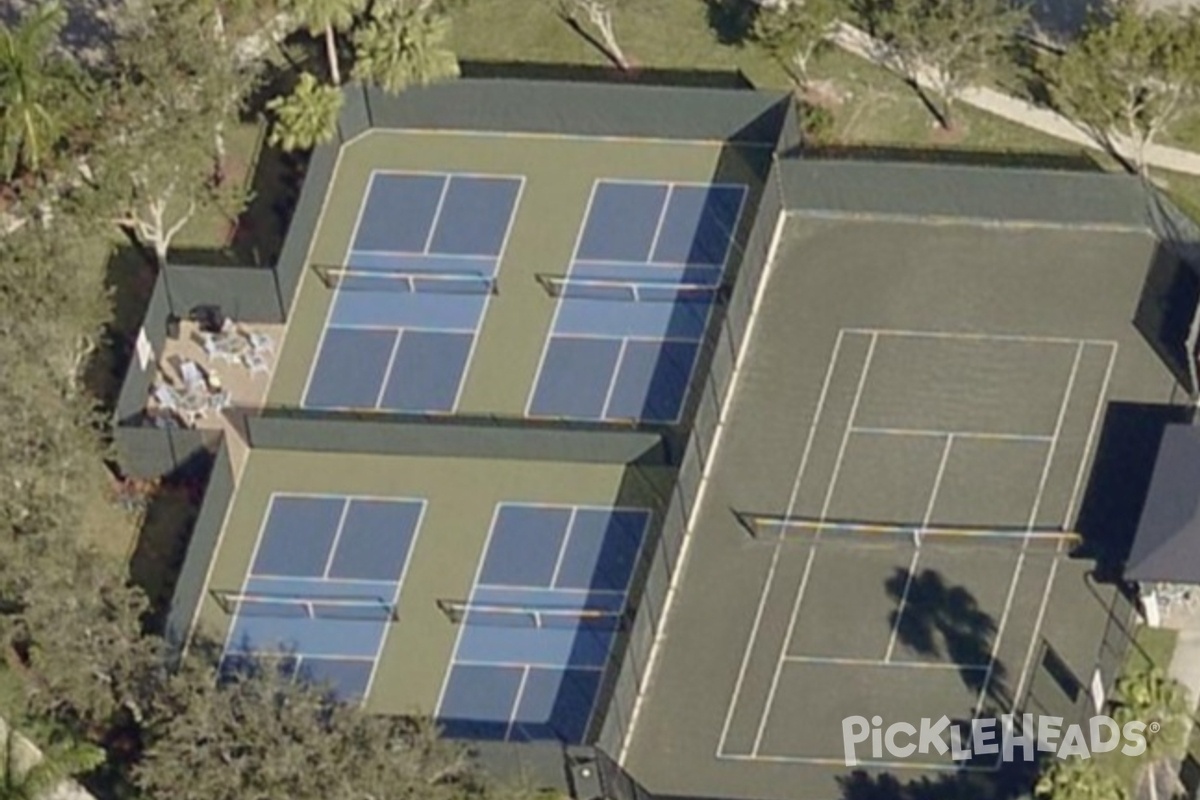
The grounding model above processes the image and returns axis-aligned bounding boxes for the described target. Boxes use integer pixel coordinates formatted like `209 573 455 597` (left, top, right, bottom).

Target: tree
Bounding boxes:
864 0 1025 129
749 0 843 93
1034 756 1127 800
281 0 369 85
84 0 256 266
351 1 460 94
558 0 633 70
1112 667 1191 800
267 72 345 152
135 657 480 800
0 724 104 800
0 2 82 181
1041 1 1200 175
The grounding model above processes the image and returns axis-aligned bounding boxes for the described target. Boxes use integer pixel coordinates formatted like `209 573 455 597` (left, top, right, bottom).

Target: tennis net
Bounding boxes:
735 512 1081 553
313 265 497 295
211 590 398 622
537 274 722 303
437 599 626 630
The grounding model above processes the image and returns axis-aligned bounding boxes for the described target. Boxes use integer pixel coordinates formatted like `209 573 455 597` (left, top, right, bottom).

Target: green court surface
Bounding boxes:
187 447 670 716
265 130 767 415
620 218 1174 800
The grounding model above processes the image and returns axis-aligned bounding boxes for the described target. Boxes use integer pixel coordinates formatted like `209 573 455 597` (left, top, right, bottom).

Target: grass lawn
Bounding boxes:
450 0 1200 211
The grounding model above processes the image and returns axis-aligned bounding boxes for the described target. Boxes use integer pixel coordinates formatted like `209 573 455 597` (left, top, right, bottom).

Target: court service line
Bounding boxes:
1064 343 1118 529
851 426 1053 443
321 499 353 579
548 508 578 590
300 171 380 405
503 666 532 742
636 208 791 766
751 332 879 757
783 654 990 670
713 329 848 758
361 500 429 704
216 494 284 662
644 185 674 263
433 503 505 718
599 339 631 420
972 342 1083 720
420 176 452 255
885 434 954 662
716 751 1002 772
372 330 406 409
523 180 600 418
842 328 1113 348
1009 548 1063 713
451 175 526 414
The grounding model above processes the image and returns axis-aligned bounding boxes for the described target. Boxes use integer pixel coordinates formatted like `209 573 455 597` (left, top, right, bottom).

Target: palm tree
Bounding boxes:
280 0 368 85
350 3 459 94
350 2 458 94
0 1 77 181
1034 756 1127 800
0 725 104 800
266 72 344 152
1112 667 1192 800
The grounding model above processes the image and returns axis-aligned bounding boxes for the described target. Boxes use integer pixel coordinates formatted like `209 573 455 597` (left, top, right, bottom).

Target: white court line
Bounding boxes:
1064 343 1118 528
361 500 429 704
548 508 578 590
599 338 630 420
504 666 531 742
450 175 526 413
523 180 600 418
751 332 879 757
972 342 1084 720
451 658 605 672
714 329 848 758
852 426 1053 443
320 499 353 579
885 435 954 662
634 207 791 767
842 327 1114 347
716 751 1002 771
372 330 405 409
1010 548 1063 712
783 654 990 670
645 184 674 263
420 175 452 255
433 503 504 718
300 171 382 405
248 574 398 587
217 494 284 660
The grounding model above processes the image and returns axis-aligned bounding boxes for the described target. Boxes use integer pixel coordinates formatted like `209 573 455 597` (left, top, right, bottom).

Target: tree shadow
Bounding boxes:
837 753 1043 800
701 0 759 45
885 568 1011 711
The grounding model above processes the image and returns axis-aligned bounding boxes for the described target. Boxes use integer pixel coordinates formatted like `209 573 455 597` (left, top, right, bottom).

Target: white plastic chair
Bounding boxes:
248 331 275 355
243 352 269 377
179 360 205 391
152 383 179 410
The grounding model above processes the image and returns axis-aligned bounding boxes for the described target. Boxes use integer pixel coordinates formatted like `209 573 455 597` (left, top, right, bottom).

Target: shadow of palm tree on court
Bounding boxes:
885 568 1012 712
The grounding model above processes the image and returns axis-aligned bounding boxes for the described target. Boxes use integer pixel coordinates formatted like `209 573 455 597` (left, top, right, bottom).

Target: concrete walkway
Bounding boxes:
829 22 1200 176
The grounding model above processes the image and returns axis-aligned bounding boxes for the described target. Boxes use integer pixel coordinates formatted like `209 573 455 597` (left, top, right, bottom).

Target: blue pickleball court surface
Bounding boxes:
436 503 650 743
304 172 523 413
219 494 425 702
529 180 745 423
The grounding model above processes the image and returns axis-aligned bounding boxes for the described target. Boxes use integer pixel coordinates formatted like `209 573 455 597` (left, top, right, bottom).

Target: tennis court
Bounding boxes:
265 131 767 423
436 503 649 743
218 493 424 701
527 180 746 423
619 217 1176 799
187 446 667 740
303 171 522 412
